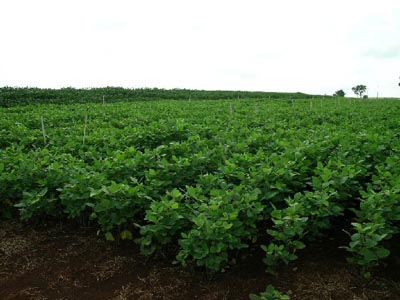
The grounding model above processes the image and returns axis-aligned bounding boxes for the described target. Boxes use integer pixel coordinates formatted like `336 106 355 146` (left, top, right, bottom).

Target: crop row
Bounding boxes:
0 87 316 107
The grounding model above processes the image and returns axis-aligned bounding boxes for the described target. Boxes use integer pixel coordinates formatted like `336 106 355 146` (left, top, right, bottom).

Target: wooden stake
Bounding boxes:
83 112 88 145
41 116 46 145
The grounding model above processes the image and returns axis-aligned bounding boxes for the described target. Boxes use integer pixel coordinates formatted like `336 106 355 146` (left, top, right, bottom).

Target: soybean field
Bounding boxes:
1 93 400 300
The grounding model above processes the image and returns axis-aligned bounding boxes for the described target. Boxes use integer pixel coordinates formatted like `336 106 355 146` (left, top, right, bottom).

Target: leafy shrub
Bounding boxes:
250 285 290 300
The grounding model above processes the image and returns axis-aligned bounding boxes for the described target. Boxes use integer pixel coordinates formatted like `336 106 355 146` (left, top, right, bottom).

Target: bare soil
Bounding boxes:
1 221 399 300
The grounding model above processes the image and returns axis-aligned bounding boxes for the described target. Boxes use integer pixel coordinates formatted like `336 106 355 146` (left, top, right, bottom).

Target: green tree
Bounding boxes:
333 89 345 97
352 85 367 98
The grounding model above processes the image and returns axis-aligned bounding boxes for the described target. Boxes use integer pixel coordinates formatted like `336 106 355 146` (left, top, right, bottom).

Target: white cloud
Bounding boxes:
0 0 399 97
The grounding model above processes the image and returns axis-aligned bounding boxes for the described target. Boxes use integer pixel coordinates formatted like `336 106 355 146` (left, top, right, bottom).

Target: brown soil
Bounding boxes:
1 221 399 300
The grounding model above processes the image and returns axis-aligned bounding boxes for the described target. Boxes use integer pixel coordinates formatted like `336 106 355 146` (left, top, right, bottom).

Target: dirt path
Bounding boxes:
1 221 399 300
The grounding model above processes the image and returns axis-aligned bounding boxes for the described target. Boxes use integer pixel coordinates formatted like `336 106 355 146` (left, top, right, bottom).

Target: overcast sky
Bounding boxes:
1 0 399 97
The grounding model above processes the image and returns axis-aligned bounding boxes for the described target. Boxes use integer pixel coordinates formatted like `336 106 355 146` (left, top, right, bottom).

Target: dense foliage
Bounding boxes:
0 87 317 107
333 89 345 97
1 95 399 279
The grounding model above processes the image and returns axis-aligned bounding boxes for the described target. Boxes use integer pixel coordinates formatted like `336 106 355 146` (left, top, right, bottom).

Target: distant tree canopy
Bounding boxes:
334 89 345 97
352 85 367 98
